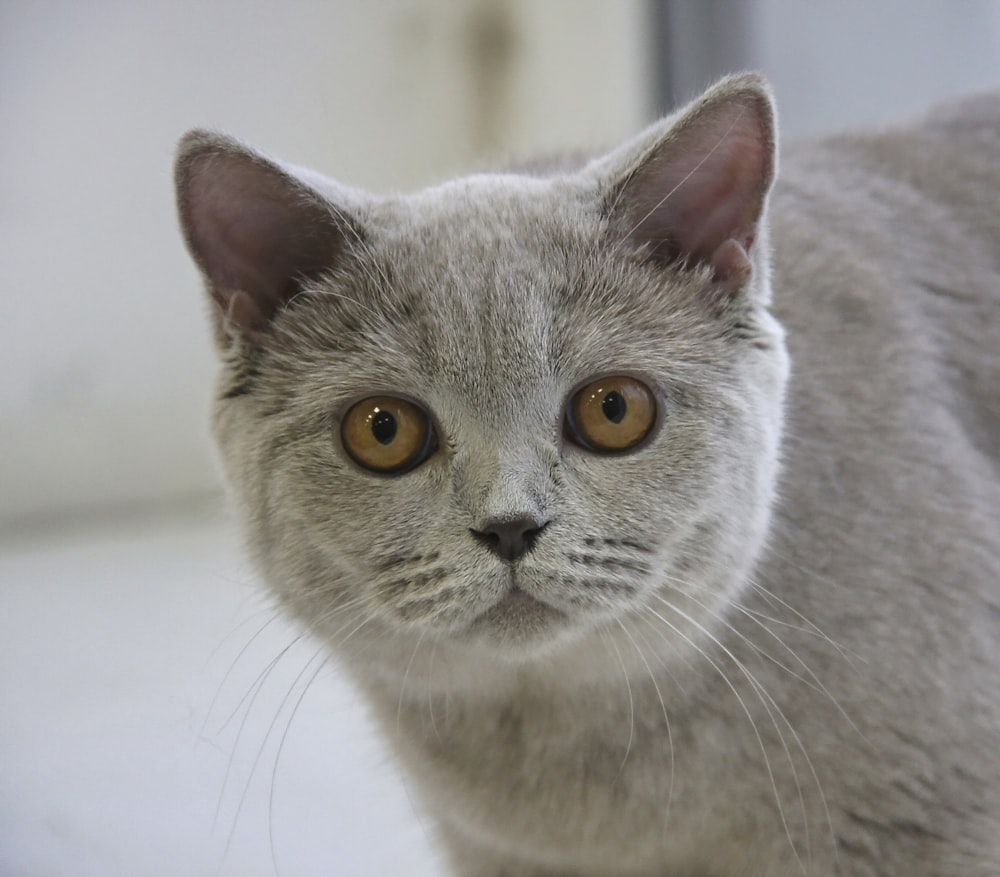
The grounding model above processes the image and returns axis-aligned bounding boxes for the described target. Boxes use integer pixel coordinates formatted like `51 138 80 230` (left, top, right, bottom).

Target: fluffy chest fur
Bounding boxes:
176 75 1000 876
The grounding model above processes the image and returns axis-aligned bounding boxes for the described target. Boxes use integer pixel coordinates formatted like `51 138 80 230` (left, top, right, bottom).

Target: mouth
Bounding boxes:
495 585 540 611
491 566 563 615
461 578 569 654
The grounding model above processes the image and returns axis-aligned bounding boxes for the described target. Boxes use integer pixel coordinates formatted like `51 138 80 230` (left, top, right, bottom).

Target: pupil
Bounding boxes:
371 410 398 445
602 391 626 424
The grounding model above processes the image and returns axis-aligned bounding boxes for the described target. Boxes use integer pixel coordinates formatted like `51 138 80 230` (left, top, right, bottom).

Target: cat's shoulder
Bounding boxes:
770 88 1000 351
774 88 1000 252
919 88 1000 134
779 88 1000 189
876 88 1000 179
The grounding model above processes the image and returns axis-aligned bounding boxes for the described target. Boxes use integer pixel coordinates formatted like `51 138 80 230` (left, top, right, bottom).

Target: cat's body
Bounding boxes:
176 75 1000 876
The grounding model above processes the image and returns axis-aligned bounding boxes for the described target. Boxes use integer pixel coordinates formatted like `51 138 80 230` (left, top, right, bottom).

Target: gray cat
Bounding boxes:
175 73 1000 876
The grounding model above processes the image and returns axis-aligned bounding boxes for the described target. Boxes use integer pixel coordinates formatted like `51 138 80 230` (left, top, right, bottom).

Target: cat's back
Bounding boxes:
765 88 999 677
759 95 1000 868
774 89 1000 253
771 91 1000 467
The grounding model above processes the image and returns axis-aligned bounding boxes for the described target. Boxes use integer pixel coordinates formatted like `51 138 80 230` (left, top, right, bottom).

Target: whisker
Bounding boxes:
202 596 277 670
748 575 865 670
216 638 305 737
267 653 333 877
600 627 635 781
739 605 829 639
218 641 327 871
657 572 822 691
397 629 428 737
215 593 367 740
615 618 675 825
213 633 304 833
641 600 804 871
426 636 443 742
657 586 842 864
213 592 375 869
630 612 699 687
727 599 869 747
201 608 282 742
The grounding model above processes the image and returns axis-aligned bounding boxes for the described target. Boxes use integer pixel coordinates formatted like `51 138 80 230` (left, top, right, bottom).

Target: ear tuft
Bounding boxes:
174 130 352 340
607 73 776 291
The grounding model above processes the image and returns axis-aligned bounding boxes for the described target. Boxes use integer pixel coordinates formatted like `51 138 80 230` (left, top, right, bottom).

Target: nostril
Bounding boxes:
471 516 548 562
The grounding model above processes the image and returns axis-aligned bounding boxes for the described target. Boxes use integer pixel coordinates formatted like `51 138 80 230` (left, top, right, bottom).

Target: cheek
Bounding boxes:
564 422 714 518
287 453 463 561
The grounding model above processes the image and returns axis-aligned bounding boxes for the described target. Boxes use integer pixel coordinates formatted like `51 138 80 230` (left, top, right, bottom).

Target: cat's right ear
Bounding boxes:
174 130 359 344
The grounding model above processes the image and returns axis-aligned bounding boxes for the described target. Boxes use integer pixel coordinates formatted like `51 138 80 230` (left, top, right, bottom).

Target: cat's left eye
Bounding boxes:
341 395 436 474
565 376 657 453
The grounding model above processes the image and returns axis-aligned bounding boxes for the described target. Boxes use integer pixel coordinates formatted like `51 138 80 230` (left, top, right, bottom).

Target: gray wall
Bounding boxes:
655 0 1000 138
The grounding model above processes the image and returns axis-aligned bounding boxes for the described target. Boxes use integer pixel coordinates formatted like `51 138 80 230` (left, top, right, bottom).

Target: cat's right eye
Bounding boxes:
340 395 436 474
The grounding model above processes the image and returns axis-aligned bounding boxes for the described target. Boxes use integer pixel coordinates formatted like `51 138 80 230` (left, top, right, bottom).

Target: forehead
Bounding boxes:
379 174 593 293
370 176 596 380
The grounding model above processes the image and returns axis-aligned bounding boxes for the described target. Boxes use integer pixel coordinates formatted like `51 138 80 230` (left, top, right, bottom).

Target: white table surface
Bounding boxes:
0 504 439 877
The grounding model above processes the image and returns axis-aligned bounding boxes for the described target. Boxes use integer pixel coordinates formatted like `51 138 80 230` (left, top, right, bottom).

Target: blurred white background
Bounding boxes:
2 2 998 876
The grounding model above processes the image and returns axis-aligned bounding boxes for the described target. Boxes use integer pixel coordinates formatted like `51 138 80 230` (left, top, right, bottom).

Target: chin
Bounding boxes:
459 588 578 661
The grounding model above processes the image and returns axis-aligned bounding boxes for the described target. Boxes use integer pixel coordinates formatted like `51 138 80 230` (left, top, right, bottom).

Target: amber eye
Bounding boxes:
341 395 435 473
566 376 656 452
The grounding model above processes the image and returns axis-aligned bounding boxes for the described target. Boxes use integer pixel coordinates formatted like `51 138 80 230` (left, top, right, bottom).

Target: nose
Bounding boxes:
470 516 548 562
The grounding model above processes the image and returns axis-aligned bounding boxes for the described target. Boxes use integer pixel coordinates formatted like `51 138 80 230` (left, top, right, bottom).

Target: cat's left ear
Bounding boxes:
600 72 776 296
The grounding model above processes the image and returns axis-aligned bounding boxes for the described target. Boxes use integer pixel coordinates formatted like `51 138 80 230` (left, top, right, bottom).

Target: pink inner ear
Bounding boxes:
224 289 270 336
710 238 753 291
623 94 773 272
199 192 305 308
179 147 344 336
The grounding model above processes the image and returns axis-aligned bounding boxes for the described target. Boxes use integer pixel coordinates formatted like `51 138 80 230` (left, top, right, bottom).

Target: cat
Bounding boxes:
175 73 1000 876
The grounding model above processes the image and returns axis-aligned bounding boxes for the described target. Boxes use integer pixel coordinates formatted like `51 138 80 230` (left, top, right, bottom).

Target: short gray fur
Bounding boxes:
175 74 1000 876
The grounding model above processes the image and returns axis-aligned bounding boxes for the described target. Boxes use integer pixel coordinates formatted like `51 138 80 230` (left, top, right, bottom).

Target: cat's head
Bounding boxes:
175 73 787 675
